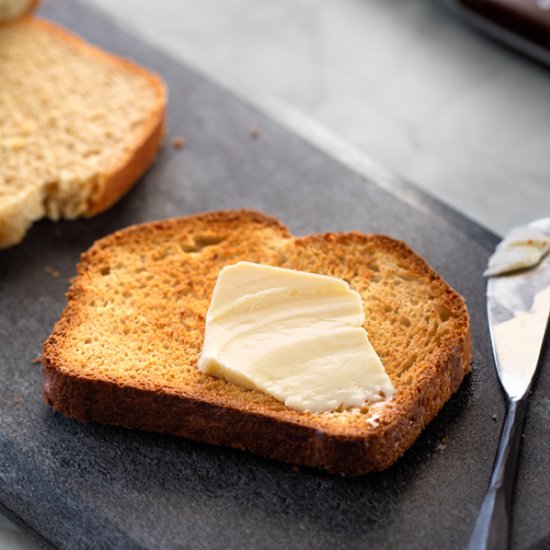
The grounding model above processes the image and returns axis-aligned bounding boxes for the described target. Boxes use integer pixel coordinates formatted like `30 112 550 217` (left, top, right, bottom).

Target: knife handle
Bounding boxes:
467 396 529 550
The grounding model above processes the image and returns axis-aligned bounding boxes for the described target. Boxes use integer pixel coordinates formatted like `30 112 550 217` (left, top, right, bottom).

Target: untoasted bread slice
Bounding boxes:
0 18 166 248
0 0 38 23
42 210 472 475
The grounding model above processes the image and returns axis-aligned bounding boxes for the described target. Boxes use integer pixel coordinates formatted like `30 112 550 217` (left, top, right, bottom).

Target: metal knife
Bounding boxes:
468 218 550 550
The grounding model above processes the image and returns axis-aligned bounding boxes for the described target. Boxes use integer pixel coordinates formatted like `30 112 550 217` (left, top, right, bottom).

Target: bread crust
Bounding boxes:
42 210 472 476
86 112 165 216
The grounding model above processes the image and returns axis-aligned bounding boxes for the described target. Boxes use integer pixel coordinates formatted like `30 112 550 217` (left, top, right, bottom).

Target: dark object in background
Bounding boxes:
447 0 550 66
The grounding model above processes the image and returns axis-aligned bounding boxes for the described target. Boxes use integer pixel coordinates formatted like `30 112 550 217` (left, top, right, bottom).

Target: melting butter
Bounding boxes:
198 262 394 412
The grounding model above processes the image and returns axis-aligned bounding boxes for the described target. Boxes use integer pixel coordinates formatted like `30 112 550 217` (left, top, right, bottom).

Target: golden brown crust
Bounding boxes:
85 115 165 216
27 0 38 17
42 210 472 475
23 0 38 18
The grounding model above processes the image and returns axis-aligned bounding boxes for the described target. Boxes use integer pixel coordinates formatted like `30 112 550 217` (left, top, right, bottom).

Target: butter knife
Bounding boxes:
468 218 550 550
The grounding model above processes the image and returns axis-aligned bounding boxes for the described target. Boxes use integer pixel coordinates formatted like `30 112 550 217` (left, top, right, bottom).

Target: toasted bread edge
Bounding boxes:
41 210 472 475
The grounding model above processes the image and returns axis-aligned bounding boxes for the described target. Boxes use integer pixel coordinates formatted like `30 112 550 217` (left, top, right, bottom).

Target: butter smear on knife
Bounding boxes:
198 262 394 412
485 226 550 277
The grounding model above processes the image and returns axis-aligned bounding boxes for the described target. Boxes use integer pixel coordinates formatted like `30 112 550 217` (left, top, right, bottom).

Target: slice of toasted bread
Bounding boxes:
42 210 472 475
0 18 166 248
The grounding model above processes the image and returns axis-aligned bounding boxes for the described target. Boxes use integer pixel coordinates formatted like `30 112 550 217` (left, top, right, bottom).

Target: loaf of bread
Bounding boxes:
42 210 472 475
0 18 166 248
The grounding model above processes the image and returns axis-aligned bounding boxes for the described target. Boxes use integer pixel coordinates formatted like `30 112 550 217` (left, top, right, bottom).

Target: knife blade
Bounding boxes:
468 217 550 550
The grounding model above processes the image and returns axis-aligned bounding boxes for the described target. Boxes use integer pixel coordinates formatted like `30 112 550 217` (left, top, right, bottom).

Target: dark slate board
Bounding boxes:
0 1 548 548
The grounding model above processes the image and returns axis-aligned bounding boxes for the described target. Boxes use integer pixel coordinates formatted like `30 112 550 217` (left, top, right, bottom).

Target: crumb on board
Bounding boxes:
13 396 22 405
44 266 60 278
32 356 41 365
249 126 260 138
172 136 187 149
436 443 446 452
492 414 497 422
291 465 300 473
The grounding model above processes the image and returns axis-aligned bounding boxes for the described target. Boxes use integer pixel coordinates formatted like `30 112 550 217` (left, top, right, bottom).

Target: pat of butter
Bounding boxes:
485 226 550 276
198 262 394 412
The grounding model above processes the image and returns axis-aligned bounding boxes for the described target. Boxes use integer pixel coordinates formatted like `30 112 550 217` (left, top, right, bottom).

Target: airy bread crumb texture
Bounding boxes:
0 19 165 247
45 211 471 445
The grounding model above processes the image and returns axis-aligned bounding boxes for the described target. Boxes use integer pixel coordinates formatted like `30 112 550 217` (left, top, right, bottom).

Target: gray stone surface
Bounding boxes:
83 0 550 236
0 0 548 548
